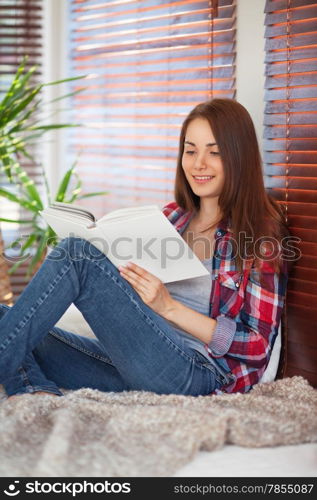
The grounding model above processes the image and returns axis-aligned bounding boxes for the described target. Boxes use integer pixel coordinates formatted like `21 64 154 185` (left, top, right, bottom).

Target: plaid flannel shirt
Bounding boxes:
162 201 288 394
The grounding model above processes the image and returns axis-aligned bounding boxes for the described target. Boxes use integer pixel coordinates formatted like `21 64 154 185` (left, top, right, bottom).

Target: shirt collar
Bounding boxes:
176 210 231 239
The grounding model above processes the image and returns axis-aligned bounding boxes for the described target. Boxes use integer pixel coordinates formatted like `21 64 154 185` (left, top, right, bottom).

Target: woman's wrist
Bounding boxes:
162 298 180 321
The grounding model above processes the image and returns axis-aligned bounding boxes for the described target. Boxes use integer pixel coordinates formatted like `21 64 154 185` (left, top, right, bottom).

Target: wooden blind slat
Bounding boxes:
72 36 235 57
265 8 317 25
286 216 317 233
265 166 317 177
263 139 317 150
264 124 317 138
0 2 42 9
266 62 317 77
75 53 234 68
264 0 317 387
265 100 317 112
264 112 317 125
265 34 317 51
265 46 317 63
265 73 317 87
265 19 317 37
268 162 317 170
265 176 317 190
265 0 317 11
71 0 234 16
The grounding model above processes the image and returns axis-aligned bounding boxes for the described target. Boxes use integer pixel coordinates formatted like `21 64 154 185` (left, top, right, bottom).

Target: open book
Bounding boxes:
40 202 209 283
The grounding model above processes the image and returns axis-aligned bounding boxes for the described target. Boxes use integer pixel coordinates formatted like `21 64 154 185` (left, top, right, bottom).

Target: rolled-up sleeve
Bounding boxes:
208 315 236 357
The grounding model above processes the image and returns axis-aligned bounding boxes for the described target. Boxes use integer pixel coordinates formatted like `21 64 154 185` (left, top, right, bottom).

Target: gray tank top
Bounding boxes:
165 219 213 359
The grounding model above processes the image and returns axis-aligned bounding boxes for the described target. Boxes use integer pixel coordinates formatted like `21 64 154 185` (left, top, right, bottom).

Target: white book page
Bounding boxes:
96 211 209 283
41 209 91 225
98 205 159 223
50 202 95 222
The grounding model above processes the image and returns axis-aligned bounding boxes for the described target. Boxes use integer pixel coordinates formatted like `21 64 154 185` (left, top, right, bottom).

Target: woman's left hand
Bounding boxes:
118 262 175 318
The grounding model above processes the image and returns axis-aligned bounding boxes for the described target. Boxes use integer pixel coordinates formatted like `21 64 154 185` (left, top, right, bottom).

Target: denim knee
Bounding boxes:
48 237 107 265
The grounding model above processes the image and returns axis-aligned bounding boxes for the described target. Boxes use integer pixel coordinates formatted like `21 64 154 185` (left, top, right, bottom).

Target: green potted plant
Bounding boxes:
0 59 107 277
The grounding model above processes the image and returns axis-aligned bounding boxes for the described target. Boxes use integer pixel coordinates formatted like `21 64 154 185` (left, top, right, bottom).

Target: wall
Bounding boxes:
42 0 68 196
236 0 266 151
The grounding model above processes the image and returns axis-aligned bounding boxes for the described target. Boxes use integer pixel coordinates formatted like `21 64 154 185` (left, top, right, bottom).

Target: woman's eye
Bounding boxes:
210 151 220 156
185 150 195 155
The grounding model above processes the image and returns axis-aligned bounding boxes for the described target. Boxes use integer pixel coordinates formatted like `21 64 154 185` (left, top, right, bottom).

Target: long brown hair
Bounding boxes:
174 98 289 273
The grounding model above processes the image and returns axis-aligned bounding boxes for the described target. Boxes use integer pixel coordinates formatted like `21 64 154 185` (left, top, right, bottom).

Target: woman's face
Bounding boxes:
182 118 225 201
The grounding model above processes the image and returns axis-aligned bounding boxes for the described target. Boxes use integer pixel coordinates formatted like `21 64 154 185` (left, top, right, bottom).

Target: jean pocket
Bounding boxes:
192 350 226 387
194 349 235 387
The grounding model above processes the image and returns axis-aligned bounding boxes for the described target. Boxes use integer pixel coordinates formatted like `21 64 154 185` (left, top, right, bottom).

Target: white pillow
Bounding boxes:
259 322 281 383
56 304 282 384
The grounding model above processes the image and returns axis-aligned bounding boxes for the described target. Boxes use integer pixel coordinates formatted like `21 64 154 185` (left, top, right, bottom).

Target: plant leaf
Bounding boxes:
5 86 42 125
0 187 39 212
0 58 36 111
7 101 40 135
0 217 31 223
21 233 38 253
77 191 109 199
67 171 82 202
55 164 76 201
28 123 82 131
6 235 23 250
43 75 87 86
49 87 85 104
0 142 14 181
8 258 27 275
10 162 43 209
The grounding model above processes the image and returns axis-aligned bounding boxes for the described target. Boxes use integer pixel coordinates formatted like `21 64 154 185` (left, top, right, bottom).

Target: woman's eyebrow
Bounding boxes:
184 140 217 147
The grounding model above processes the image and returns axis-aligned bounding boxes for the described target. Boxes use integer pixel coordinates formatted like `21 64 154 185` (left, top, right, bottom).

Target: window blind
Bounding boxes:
0 0 43 300
263 0 317 386
68 0 236 217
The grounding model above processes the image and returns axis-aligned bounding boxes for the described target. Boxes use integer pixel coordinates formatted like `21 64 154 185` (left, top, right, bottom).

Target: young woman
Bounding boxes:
0 98 289 399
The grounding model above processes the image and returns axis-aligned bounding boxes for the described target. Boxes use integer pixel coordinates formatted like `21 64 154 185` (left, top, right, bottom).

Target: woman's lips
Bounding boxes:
192 175 215 184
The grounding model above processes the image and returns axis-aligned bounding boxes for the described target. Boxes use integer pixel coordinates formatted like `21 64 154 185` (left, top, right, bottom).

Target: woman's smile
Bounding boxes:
192 175 215 184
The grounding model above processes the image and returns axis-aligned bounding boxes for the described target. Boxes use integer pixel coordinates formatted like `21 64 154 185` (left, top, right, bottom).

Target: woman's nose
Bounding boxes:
194 154 206 169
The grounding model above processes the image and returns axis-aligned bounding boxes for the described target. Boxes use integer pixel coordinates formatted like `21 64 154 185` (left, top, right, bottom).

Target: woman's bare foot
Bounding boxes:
7 391 60 400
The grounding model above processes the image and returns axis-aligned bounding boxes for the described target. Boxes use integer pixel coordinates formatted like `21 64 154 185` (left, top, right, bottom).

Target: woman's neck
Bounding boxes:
195 198 222 225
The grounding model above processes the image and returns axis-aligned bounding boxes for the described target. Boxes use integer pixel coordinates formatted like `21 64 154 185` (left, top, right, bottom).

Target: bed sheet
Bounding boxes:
175 443 317 477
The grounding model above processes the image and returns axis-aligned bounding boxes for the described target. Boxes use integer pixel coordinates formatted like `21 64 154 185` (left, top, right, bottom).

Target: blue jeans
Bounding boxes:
0 237 227 397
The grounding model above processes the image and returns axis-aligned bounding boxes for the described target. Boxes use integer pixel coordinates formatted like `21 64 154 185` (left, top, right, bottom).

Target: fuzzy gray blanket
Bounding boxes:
0 376 316 477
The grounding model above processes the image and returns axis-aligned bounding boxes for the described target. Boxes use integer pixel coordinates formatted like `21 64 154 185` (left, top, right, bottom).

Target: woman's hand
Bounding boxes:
118 262 175 318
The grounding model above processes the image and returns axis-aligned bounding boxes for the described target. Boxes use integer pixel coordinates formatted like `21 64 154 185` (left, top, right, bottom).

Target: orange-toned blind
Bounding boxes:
0 0 43 300
263 0 317 386
68 0 236 216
